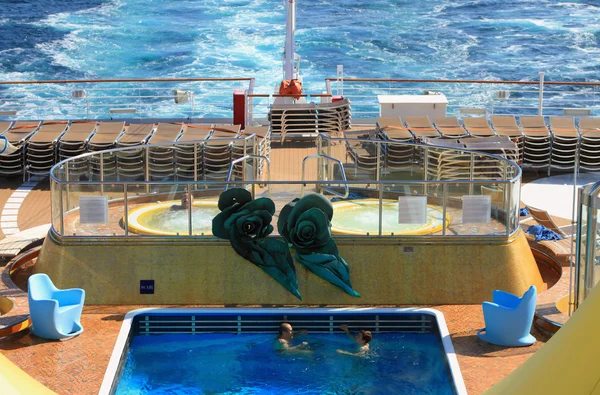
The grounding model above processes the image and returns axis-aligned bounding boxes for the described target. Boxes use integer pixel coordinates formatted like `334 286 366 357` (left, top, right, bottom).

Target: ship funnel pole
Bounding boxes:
283 0 296 80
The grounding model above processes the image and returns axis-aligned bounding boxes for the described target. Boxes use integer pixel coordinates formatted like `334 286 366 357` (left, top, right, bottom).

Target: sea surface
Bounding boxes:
0 0 599 116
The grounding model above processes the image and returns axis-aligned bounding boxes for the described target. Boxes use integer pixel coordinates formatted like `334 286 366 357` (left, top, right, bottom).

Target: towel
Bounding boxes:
331 191 367 202
519 207 530 216
526 225 563 241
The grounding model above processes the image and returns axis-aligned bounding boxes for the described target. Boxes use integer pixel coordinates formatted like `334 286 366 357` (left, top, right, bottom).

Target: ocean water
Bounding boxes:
114 332 456 394
0 1 599 117
1 1 599 88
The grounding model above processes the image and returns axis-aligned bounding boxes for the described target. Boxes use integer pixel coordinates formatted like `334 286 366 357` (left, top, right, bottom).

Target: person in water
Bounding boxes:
274 322 309 352
336 324 372 356
172 191 194 210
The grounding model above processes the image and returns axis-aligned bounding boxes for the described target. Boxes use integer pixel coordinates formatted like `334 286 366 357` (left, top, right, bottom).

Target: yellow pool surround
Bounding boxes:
35 229 543 306
127 200 219 236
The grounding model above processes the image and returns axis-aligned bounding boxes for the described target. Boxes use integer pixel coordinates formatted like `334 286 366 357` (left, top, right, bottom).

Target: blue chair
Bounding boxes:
477 285 537 347
28 273 85 340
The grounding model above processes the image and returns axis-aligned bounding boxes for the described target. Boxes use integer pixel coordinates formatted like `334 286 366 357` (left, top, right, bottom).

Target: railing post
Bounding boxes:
188 183 193 236
65 164 70 212
469 153 474 196
378 181 383 236
59 183 65 236
145 145 150 194
124 183 129 237
538 71 545 116
193 143 198 183
376 141 381 182
442 183 447 236
100 152 104 195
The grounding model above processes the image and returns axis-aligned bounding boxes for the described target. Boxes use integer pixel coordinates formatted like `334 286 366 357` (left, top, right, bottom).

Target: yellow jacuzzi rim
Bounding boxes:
331 198 449 236
127 200 219 236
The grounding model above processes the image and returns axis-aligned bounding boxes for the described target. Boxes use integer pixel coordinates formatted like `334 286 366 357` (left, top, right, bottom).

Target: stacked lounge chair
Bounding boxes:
519 116 551 171
269 103 317 142
244 125 271 179
404 116 441 140
490 116 524 164
0 121 42 177
578 118 600 171
376 117 415 168
460 136 520 179
25 121 69 178
343 127 383 172
87 122 126 179
57 122 98 178
115 124 156 180
204 125 241 180
146 123 186 180
269 99 351 142
548 117 579 170
462 117 496 137
434 116 470 138
174 124 213 180
420 137 471 180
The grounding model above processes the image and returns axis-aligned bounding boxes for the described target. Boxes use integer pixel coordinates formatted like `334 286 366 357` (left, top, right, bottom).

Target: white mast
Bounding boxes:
283 0 296 80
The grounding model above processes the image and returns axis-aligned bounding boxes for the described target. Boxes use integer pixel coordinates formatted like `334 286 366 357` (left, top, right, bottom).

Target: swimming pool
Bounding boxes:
100 308 466 394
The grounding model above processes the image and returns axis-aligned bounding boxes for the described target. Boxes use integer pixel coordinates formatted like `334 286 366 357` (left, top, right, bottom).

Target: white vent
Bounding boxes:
462 195 491 224
79 196 109 224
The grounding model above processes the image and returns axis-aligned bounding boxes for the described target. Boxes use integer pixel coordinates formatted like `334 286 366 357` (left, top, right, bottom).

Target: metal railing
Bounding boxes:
49 139 522 241
325 75 600 119
0 77 255 120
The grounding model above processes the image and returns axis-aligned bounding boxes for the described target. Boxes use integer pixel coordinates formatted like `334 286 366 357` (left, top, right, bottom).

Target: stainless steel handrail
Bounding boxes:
300 154 349 199
225 154 271 199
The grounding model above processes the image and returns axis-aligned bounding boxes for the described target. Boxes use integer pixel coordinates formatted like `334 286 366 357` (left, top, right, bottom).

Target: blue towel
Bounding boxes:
520 207 529 216
526 225 563 241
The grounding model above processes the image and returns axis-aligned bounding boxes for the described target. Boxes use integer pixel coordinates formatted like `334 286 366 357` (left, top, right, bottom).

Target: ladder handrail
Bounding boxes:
301 154 349 199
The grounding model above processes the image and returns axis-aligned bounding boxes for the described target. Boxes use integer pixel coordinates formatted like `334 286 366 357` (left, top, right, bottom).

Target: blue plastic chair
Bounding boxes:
28 273 85 340
477 285 537 347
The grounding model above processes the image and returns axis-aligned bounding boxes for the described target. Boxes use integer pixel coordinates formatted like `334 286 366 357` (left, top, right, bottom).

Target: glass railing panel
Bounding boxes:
61 182 125 237
510 179 521 235
443 182 507 236
51 178 62 235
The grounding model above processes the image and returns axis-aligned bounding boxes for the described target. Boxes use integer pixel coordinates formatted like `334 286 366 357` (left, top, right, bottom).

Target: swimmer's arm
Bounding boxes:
339 324 355 342
336 348 367 357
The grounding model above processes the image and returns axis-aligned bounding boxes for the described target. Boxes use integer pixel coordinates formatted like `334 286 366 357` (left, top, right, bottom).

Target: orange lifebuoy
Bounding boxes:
279 79 303 100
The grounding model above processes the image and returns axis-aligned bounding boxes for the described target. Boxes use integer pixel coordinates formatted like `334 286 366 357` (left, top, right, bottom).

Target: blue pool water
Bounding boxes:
1 0 599 90
114 332 455 394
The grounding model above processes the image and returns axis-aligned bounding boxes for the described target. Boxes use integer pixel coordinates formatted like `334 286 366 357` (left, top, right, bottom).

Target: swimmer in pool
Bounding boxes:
172 191 194 210
274 322 309 352
336 324 372 356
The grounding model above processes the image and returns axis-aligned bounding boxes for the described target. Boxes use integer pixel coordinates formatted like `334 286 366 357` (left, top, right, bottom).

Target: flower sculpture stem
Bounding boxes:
278 194 360 297
212 188 301 300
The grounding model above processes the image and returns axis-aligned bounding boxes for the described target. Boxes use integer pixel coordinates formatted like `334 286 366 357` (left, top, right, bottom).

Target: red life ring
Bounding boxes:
279 79 303 100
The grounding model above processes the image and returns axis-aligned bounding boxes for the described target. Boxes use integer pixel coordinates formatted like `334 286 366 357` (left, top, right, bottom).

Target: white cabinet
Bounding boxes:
378 94 448 119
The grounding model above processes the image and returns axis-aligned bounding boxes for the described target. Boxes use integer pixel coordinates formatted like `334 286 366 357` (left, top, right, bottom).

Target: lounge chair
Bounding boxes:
434 116 469 138
269 103 317 142
147 123 187 180
462 117 496 137
0 121 42 177
28 273 85 340
376 117 415 168
578 118 600 171
519 116 551 171
57 121 98 178
491 116 524 163
25 121 69 178
404 115 441 139
525 204 572 238
175 124 213 180
86 122 126 179
477 285 537 347
115 124 157 179
548 117 579 170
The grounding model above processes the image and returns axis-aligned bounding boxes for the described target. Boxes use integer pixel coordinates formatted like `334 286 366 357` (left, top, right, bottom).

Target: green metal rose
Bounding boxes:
213 188 274 240
278 193 360 297
212 188 301 300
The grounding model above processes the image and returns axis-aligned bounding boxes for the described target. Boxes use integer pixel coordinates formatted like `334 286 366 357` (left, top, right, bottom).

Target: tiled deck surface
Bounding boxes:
0 303 550 395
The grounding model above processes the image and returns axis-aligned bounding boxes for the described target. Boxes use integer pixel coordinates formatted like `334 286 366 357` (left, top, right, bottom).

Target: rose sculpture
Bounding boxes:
278 193 360 297
212 188 301 300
